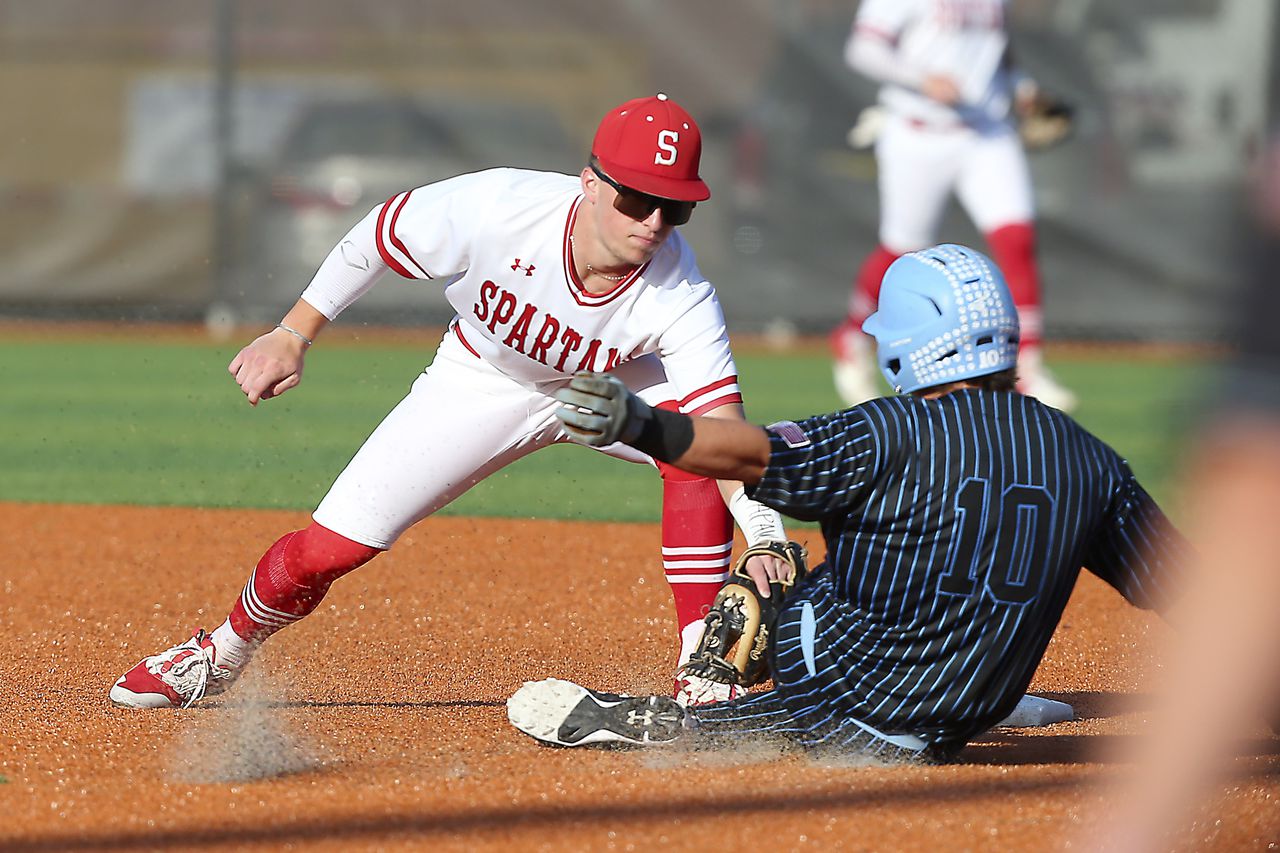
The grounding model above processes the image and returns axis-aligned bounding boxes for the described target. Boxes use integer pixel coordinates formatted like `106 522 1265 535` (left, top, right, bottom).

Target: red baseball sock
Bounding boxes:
226 521 382 644
656 450 733 664
986 222 1043 350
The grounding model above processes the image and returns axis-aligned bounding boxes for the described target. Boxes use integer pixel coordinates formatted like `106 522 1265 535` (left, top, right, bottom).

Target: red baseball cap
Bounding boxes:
591 93 710 202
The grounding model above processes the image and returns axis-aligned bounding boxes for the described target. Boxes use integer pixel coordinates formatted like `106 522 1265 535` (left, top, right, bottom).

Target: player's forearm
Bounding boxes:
699 408 786 539
688 417 771 483
636 411 770 485
279 298 330 345
555 373 770 481
298 206 389 319
702 405 758 501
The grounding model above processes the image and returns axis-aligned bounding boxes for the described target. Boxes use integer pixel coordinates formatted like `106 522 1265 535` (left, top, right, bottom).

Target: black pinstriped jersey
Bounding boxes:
745 389 1186 747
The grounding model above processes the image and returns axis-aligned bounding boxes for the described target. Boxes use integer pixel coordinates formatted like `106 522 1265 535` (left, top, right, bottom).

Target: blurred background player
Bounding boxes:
508 243 1186 759
108 93 790 711
1084 136 1280 852
831 0 1077 411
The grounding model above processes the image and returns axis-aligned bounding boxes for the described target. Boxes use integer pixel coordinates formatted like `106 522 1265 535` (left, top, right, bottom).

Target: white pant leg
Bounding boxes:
954 126 1035 232
875 117 966 252
314 337 568 549
315 342 678 548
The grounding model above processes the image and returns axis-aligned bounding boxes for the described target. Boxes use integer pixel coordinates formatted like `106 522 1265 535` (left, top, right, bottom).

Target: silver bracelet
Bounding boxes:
275 323 314 347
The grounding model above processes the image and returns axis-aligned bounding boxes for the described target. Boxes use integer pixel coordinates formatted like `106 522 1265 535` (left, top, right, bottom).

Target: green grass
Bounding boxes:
0 335 1208 521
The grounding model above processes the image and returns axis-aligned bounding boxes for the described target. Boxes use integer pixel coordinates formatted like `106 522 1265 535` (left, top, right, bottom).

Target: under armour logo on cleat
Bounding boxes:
511 259 536 276
627 709 655 726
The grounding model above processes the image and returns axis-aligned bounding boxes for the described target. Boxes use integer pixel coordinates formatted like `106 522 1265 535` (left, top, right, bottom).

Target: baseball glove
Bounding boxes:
1018 95 1075 151
678 541 809 689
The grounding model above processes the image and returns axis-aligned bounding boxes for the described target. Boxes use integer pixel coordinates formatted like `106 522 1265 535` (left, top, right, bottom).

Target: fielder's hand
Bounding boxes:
741 553 795 599
678 541 809 688
554 372 653 447
228 327 307 406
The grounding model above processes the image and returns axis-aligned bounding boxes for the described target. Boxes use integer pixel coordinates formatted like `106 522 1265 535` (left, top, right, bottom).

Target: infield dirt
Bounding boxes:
1 501 1276 852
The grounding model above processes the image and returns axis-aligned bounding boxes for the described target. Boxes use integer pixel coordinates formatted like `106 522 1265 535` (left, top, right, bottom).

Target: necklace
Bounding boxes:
570 235 633 282
587 264 630 282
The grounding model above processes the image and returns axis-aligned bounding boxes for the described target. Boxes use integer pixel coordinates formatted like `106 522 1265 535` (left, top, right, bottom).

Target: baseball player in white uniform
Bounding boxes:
109 94 789 710
831 0 1077 411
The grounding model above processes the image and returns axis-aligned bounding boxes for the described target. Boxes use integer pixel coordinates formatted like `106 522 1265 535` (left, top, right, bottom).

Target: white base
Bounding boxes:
995 694 1074 728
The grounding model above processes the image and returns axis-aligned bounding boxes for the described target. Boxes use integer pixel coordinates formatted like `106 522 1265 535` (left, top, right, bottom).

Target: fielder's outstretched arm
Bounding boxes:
230 202 393 406
555 372 771 485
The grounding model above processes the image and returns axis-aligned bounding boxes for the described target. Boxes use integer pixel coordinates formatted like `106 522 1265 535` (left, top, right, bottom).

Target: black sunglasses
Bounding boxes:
590 163 696 226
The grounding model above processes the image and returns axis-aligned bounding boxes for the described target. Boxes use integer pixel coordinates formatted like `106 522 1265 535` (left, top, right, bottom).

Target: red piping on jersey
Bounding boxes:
375 195 414 278
388 192 432 278
376 192 432 280
681 374 738 405
451 321 481 359
680 375 742 415
686 393 743 416
561 197 649 307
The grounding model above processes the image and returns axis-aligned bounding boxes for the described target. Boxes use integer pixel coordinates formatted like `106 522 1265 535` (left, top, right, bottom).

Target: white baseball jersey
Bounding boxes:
851 0 1015 127
303 168 740 414
301 167 743 549
845 0 1033 251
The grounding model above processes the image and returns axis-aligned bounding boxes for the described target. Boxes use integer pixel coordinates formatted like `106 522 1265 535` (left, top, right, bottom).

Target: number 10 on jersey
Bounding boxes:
938 477 1054 605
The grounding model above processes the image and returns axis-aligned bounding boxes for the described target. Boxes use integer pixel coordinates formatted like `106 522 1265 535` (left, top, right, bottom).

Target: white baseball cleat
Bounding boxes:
673 672 744 708
507 678 689 747
110 629 241 709
995 694 1074 728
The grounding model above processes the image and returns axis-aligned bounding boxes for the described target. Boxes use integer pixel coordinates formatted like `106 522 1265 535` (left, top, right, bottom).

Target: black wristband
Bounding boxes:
630 406 694 463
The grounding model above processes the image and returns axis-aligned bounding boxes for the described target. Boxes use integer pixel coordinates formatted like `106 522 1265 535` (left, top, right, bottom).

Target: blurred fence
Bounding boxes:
0 0 1272 341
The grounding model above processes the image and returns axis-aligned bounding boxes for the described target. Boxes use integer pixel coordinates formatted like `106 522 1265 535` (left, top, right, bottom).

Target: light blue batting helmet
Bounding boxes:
861 244 1020 394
